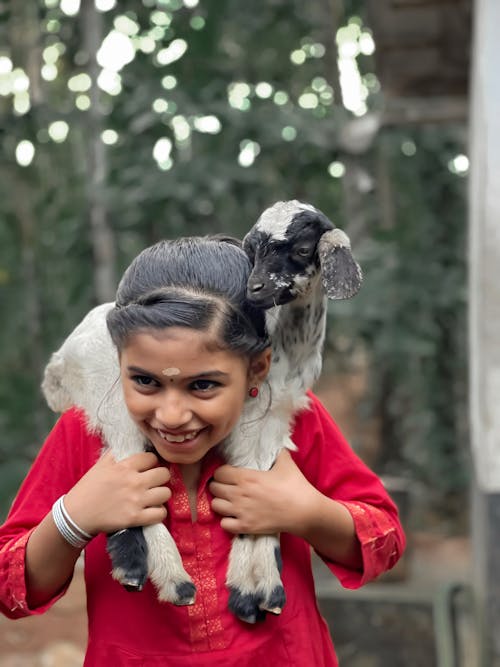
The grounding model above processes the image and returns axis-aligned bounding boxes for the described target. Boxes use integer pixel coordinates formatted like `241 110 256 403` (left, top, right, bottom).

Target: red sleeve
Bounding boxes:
0 409 101 618
290 392 406 589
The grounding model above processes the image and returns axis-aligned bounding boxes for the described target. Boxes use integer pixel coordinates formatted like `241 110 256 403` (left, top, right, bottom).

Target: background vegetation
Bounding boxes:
0 0 468 528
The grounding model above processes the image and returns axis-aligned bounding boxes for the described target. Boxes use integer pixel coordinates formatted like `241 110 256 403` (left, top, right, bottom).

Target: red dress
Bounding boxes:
0 393 405 666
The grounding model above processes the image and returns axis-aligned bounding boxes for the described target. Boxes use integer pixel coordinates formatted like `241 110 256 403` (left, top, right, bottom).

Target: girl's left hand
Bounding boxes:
209 450 320 536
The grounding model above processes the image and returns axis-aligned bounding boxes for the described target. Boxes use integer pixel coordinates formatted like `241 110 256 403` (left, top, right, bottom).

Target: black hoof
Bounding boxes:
174 581 197 605
107 527 149 592
123 579 144 592
228 588 266 624
259 585 286 614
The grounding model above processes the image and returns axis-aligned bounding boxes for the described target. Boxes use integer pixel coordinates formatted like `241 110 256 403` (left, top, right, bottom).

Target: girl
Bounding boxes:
0 236 405 666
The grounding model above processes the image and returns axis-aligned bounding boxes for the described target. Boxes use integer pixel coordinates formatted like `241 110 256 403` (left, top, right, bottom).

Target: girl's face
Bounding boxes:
120 327 270 466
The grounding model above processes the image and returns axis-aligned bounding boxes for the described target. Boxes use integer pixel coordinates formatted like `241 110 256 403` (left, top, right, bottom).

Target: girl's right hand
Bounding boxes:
63 450 171 535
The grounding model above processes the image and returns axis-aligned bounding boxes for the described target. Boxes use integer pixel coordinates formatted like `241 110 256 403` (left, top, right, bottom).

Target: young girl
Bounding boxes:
0 236 405 666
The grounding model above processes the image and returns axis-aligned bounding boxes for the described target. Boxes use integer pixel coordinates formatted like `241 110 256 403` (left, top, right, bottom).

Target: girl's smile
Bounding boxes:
120 327 269 467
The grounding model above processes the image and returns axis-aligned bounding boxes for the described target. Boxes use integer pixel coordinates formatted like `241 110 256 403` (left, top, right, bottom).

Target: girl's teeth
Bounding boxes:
159 430 198 443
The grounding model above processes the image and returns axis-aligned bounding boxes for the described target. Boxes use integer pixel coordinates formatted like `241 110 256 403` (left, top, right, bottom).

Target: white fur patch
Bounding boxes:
323 228 350 248
255 200 317 240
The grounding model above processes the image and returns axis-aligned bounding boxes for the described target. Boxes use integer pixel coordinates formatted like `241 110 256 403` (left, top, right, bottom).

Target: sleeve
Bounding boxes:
0 409 100 619
290 392 406 589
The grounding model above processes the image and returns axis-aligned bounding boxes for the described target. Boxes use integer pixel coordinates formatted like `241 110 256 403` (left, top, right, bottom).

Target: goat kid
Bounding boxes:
221 199 362 623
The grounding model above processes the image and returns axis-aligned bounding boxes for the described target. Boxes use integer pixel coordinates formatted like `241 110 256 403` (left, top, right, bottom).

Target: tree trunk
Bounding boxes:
80 0 116 302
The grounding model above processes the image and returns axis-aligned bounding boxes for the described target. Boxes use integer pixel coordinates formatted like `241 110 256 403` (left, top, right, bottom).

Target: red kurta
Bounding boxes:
0 393 405 666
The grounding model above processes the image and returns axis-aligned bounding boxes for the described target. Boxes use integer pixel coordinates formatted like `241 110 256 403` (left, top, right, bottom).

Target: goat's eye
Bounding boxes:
295 247 312 257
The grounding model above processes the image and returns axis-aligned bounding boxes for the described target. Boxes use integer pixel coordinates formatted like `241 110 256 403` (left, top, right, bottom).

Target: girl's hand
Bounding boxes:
63 450 171 535
209 450 320 536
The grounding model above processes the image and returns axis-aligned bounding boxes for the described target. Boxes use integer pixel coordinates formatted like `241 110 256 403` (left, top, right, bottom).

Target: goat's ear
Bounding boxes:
318 229 363 300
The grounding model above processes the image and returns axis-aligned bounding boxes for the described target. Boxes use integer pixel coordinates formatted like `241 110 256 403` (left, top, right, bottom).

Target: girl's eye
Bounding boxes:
191 379 220 392
132 374 159 389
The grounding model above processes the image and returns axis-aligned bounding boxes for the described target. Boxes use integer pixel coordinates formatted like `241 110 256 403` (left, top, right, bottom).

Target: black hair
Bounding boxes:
106 236 270 358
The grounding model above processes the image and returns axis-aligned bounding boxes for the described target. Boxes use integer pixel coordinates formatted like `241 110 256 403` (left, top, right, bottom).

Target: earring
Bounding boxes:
248 386 259 398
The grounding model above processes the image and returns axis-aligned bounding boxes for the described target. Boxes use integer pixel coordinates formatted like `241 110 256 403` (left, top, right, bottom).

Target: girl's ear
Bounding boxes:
248 347 272 386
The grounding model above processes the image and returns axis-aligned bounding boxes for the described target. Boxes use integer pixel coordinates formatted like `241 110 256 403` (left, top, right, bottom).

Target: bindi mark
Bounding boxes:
162 367 181 377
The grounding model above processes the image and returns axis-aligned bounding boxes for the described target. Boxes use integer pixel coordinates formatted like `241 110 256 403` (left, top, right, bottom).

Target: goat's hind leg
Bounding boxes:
107 527 149 591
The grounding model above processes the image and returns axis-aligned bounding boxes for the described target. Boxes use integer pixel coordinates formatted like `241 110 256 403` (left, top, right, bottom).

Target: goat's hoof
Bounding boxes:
258 585 286 615
173 581 196 606
228 588 266 624
111 566 148 592
123 578 144 592
107 528 149 593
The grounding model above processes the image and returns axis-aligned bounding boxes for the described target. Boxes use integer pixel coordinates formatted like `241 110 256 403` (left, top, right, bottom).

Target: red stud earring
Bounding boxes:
248 386 259 398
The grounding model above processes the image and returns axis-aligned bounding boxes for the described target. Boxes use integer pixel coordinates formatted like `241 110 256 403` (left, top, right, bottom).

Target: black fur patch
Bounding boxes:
228 588 266 624
260 585 286 614
274 545 283 573
106 527 149 592
174 581 197 605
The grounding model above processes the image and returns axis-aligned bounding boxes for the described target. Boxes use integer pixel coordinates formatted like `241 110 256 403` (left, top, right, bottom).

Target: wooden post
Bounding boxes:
469 1 500 664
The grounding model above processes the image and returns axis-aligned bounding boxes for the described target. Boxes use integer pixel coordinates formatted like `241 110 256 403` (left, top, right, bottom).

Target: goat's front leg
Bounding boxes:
252 534 286 614
223 414 293 623
103 428 195 604
101 429 153 594
226 535 266 623
226 534 285 623
143 524 196 605
107 527 149 591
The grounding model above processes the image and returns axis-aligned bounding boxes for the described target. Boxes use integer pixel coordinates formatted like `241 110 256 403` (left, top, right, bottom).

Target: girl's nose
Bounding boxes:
154 390 192 429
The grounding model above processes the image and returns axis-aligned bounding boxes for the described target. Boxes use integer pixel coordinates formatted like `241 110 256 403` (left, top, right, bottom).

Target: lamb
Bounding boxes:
220 200 362 622
40 200 362 621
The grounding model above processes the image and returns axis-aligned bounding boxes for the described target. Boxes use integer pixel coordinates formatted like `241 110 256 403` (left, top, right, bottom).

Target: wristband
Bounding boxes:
52 495 94 549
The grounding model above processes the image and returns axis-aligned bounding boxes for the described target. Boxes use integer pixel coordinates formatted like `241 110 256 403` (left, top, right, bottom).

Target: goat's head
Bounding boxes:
243 200 362 308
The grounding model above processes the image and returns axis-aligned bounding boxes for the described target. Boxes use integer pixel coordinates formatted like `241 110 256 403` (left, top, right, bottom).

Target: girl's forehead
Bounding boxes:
122 327 243 366
134 325 219 347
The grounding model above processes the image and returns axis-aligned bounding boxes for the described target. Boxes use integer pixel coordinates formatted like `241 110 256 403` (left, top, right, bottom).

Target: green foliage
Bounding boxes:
328 124 468 523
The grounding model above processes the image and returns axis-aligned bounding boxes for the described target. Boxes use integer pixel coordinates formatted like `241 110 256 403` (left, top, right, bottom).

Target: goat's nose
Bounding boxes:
248 281 264 293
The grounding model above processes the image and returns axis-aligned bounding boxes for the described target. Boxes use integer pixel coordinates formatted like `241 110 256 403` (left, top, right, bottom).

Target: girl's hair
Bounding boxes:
106 235 270 357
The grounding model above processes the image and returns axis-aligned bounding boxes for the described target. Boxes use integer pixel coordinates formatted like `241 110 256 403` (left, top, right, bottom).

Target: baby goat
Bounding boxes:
221 200 362 622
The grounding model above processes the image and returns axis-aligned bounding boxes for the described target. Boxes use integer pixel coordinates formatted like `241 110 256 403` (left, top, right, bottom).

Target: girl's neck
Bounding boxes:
180 462 202 521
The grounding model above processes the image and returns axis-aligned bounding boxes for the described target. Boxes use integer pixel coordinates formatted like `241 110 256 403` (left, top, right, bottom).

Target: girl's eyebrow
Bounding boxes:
189 371 230 380
126 366 230 381
126 366 163 381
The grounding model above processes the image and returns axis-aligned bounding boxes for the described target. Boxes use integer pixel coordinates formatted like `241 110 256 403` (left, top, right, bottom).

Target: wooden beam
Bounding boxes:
381 96 468 125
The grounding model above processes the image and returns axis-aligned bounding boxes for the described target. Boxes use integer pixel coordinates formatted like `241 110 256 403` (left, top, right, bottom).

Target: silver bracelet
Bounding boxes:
52 495 94 550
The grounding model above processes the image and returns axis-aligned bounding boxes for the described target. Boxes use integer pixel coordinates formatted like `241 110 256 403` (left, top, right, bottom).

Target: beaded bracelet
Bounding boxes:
52 495 94 550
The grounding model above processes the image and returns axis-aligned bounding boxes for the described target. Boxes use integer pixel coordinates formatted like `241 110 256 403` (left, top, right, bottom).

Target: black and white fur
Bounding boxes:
221 200 362 621
40 200 361 621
